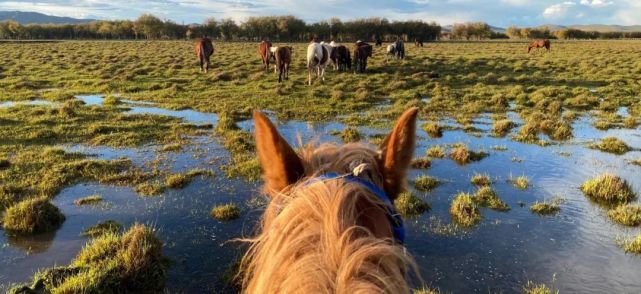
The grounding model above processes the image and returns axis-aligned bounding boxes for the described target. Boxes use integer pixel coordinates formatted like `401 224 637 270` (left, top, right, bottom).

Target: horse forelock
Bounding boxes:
239 143 416 293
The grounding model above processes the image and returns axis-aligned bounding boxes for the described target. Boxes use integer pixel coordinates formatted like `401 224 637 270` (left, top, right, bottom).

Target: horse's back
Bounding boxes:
195 38 214 57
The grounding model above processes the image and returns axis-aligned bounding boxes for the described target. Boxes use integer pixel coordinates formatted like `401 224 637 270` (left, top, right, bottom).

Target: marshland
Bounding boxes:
0 38 640 293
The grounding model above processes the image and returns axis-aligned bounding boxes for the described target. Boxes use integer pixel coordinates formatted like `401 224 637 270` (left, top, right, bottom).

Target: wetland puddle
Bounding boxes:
1 95 641 293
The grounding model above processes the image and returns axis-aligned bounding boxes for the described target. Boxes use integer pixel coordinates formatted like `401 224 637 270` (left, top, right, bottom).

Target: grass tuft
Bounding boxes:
411 157 431 169
394 191 430 217
473 186 510 211
210 203 241 221
74 194 103 206
617 234 641 254
509 175 530 190
134 181 166 196
81 220 123 238
491 119 516 136
470 173 491 186
523 281 558 294
581 173 636 204
3 197 65 234
530 197 564 216
426 145 446 158
449 143 488 165
588 137 631 155
450 193 481 226
607 204 641 226
414 175 440 192
422 121 443 138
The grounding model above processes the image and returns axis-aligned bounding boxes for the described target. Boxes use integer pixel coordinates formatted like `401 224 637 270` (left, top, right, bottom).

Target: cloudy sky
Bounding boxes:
0 0 639 26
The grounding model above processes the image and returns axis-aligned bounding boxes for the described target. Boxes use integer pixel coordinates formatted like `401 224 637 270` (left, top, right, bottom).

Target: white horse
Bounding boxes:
270 46 279 73
386 44 396 63
306 42 333 85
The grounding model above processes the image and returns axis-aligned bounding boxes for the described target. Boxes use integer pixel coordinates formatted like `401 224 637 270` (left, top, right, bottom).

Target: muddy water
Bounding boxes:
1 96 641 293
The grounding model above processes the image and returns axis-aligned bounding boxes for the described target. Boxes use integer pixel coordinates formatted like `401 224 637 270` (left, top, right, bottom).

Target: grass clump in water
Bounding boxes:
74 194 103 206
450 193 481 226
530 197 564 216
588 137 631 155
414 286 441 294
523 281 558 294
426 145 446 158
421 121 442 138
103 94 121 106
337 127 361 143
164 169 213 189
2 197 65 234
623 117 638 129
470 173 491 186
160 143 182 152
449 143 488 165
414 175 440 192
134 181 165 196
581 173 636 204
618 234 641 254
394 191 430 217
411 157 431 169
607 204 641 226
509 175 530 190
491 119 516 136
9 224 167 293
210 203 241 221
81 220 123 238
473 186 510 211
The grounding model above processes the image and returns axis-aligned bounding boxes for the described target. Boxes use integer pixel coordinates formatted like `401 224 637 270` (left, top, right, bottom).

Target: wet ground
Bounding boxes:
1 95 640 293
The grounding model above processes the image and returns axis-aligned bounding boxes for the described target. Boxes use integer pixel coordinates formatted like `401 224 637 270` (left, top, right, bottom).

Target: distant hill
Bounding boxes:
0 11 96 24
441 25 506 33
536 24 641 32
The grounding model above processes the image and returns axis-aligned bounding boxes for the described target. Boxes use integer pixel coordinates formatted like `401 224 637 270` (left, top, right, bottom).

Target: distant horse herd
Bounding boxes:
194 37 552 83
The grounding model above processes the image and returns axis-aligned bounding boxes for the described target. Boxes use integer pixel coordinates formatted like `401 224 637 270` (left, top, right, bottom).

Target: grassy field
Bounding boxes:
1 39 640 292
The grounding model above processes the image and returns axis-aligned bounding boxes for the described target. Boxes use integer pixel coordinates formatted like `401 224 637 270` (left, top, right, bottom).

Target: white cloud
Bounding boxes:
580 0 614 8
543 1 576 19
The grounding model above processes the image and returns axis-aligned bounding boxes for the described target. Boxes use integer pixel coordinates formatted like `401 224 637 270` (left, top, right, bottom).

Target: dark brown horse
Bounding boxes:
274 46 292 83
375 38 383 47
414 38 423 47
258 40 273 72
354 42 373 73
194 37 214 73
330 45 351 71
528 39 551 53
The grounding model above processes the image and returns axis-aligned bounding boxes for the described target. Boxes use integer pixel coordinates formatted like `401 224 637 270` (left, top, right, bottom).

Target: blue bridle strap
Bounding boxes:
304 172 406 243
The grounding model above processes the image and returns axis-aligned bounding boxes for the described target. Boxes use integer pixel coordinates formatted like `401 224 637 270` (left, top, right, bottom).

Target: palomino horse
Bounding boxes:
274 46 292 83
241 107 420 293
354 42 373 73
258 40 273 72
528 39 551 53
306 41 333 85
331 45 351 72
194 37 214 73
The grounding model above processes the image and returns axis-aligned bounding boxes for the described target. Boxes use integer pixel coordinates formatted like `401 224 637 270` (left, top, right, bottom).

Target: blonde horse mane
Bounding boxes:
241 108 420 293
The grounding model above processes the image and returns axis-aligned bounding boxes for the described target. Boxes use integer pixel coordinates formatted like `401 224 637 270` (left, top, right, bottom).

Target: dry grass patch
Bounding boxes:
581 173 636 204
211 203 241 221
608 204 641 226
3 197 65 234
450 192 481 226
589 137 631 155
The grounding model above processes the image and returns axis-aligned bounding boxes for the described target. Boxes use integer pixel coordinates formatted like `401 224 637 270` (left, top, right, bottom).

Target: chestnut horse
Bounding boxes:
194 37 214 73
258 40 273 72
528 39 551 53
274 46 292 83
241 107 420 293
354 42 373 73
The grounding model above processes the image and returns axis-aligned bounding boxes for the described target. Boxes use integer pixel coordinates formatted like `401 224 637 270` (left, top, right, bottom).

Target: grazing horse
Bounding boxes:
274 46 292 83
394 40 405 59
354 42 373 73
528 39 551 53
414 38 423 47
334 45 352 71
306 42 333 85
375 38 383 47
258 40 273 72
241 107 420 293
194 37 214 73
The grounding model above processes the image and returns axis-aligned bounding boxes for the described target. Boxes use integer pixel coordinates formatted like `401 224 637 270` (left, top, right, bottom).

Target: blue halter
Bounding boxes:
304 172 406 243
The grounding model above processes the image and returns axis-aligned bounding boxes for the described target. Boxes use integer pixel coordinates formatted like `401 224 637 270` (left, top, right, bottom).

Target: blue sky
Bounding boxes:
0 0 639 26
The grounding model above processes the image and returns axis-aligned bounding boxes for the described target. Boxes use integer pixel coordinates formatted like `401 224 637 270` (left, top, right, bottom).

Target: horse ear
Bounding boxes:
253 111 305 195
378 107 418 200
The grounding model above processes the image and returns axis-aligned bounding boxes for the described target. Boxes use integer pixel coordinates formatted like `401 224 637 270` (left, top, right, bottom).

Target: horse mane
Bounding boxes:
239 143 417 293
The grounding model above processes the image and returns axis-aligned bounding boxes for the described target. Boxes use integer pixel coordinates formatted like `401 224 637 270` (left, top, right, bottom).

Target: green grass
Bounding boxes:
523 281 558 294
450 192 481 226
470 173 492 186
422 121 443 138
337 127 362 143
74 194 103 206
607 204 641 226
394 191 430 217
473 187 510 211
164 169 213 189
210 203 241 221
589 136 632 155
2 197 65 234
449 143 488 165
491 119 516 136
9 224 167 293
81 220 123 237
581 173 636 204
530 197 564 216
509 175 530 190
414 175 440 192
134 181 166 196
426 145 446 158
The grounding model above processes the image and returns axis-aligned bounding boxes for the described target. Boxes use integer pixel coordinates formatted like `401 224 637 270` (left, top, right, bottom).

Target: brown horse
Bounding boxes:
330 45 351 71
528 39 551 53
354 42 373 73
274 46 292 83
414 38 423 47
241 107 420 293
194 37 214 73
258 40 273 72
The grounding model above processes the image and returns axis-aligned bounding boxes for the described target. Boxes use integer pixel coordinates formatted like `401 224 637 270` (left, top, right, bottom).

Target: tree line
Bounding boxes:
0 14 441 42
505 25 641 40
